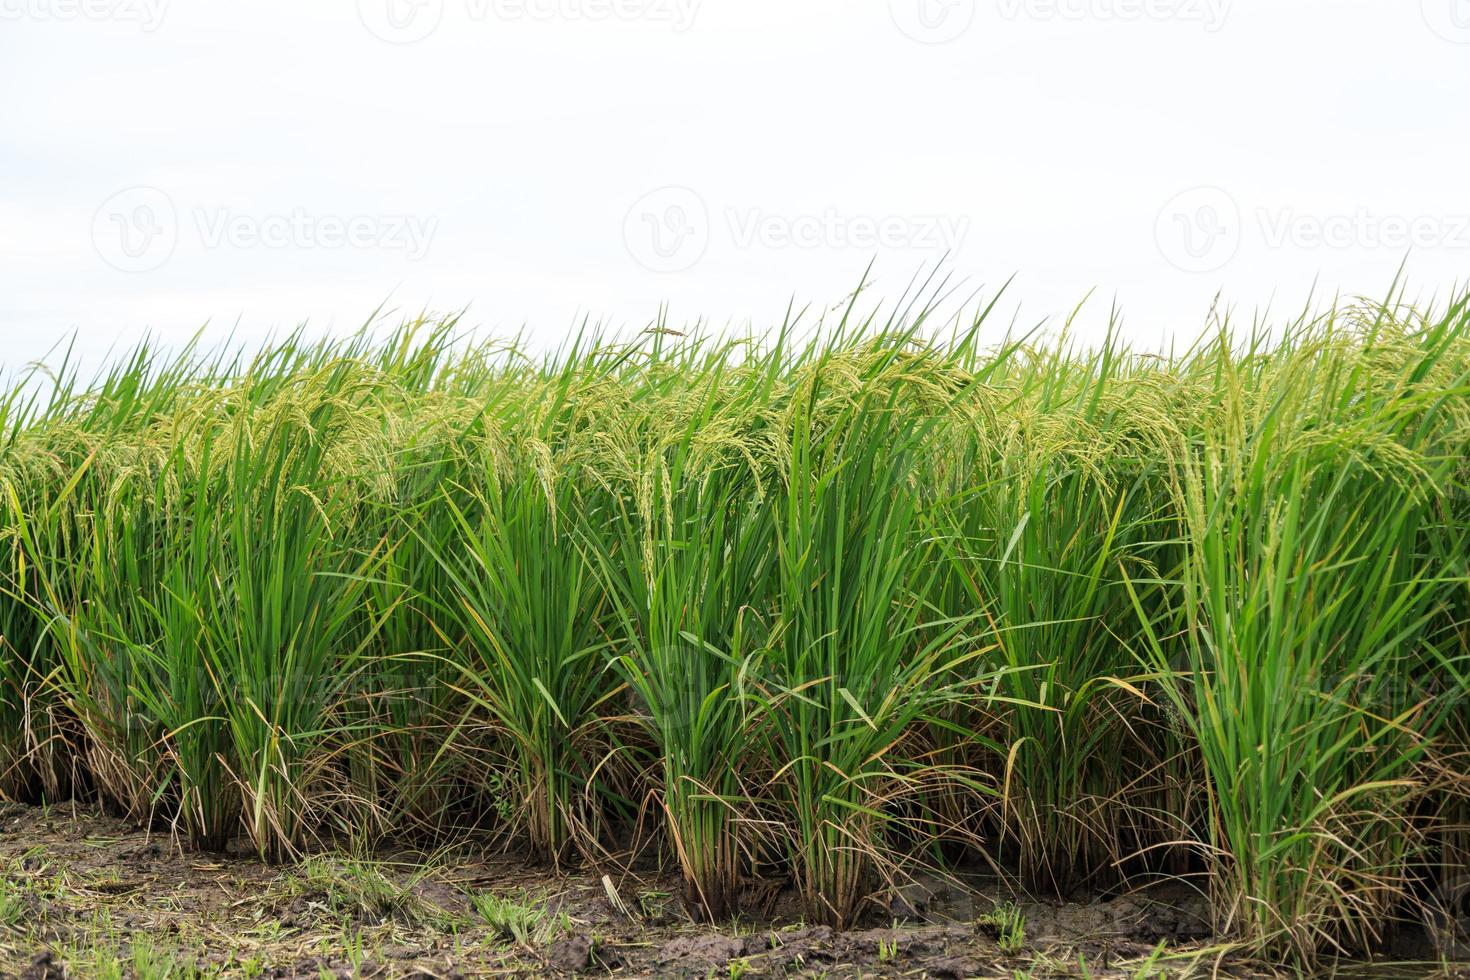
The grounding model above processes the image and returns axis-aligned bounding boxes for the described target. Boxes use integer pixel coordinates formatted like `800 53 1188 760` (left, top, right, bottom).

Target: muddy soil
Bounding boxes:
0 802 1455 978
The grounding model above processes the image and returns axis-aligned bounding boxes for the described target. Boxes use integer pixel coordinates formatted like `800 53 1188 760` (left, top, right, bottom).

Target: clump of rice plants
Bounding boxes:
1129 307 1470 961
760 339 1008 926
588 344 782 920
415 432 613 864
0 283 1465 971
935 333 1187 892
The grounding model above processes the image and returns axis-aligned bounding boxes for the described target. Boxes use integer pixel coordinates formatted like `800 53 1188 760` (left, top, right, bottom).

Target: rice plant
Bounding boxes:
1128 307 1470 961
415 442 613 863
0 285 1464 969
588 344 781 920
761 341 1008 926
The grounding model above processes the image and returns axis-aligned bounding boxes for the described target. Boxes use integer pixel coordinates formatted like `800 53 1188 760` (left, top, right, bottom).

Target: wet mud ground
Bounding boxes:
0 802 1462 979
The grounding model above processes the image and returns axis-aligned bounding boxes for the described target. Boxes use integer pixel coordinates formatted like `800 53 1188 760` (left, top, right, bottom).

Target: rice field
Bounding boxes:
1 281 1468 972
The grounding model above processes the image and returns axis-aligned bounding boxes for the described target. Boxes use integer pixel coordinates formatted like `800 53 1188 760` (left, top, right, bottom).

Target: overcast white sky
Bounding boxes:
2 0 1468 372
